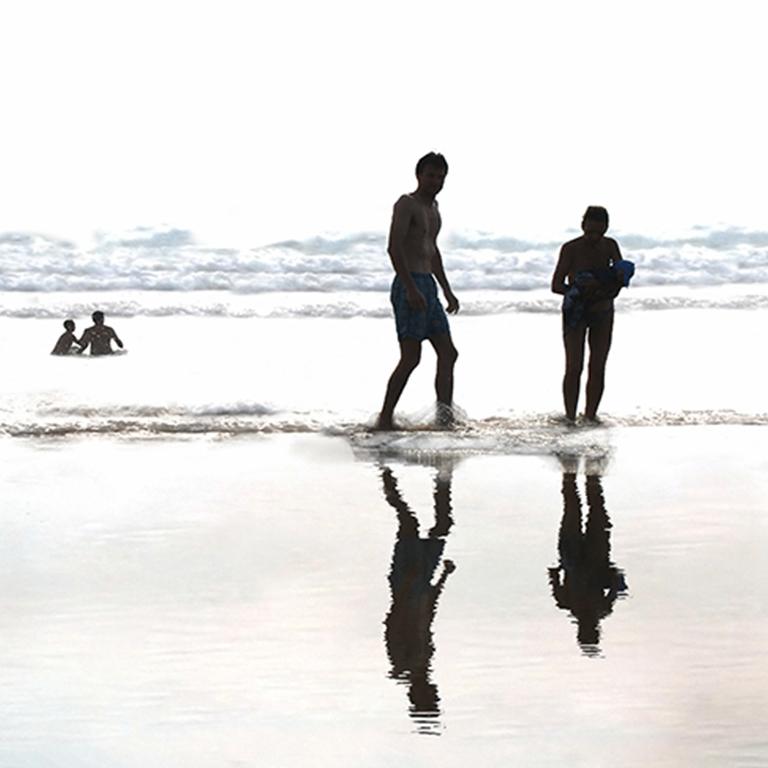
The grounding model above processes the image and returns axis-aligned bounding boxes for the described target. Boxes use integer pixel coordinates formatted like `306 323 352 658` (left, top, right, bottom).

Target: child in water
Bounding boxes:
51 319 81 355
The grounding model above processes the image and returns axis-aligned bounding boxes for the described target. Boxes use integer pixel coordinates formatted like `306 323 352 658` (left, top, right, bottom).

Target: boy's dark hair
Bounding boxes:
583 206 609 226
92 311 105 323
416 152 448 176
63 319 75 331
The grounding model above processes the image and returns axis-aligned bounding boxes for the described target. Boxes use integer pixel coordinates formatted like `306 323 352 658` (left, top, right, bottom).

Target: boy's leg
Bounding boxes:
563 326 587 421
584 313 614 420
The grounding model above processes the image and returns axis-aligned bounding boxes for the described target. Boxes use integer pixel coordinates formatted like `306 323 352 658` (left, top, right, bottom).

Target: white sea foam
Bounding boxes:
3 225 768 306
2 288 767 319
4 408 766 445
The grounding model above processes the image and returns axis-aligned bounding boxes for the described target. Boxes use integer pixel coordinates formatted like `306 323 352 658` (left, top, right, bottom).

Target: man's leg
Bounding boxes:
584 312 614 420
428 333 458 422
562 326 586 421
377 339 422 430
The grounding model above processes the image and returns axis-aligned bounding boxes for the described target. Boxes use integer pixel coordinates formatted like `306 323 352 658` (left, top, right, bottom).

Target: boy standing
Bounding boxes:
551 207 630 421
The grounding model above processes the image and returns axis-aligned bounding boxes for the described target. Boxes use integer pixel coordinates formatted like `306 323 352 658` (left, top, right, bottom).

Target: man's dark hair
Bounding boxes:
92 311 105 323
583 206 609 226
416 152 448 176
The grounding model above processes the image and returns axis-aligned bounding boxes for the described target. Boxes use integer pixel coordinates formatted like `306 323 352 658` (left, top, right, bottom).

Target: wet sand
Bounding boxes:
2 308 767 435
1 426 767 767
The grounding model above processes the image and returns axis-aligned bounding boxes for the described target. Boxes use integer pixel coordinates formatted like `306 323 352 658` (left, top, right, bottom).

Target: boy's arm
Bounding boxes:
594 238 624 300
432 246 459 314
387 196 427 311
551 244 572 295
77 330 90 352
608 236 623 266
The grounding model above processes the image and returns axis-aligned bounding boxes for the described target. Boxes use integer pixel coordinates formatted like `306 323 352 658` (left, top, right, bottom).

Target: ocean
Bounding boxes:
1 223 766 441
1 225 767 767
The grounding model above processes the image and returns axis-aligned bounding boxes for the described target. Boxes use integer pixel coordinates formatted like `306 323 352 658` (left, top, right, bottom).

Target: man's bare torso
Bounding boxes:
394 193 441 274
81 325 117 355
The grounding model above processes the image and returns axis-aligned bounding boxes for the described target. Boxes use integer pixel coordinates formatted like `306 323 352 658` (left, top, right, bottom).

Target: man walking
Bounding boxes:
376 152 459 430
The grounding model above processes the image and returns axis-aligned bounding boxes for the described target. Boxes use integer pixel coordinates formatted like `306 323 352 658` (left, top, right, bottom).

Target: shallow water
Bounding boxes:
1 308 766 437
1 427 767 766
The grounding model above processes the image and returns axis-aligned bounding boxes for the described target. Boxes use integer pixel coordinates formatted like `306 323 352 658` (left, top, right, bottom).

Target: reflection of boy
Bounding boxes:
79 311 124 356
548 472 627 654
51 319 80 355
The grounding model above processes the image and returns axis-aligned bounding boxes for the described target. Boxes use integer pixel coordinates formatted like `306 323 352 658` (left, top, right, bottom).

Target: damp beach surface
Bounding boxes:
1 298 767 766
2 426 767 767
2 307 767 436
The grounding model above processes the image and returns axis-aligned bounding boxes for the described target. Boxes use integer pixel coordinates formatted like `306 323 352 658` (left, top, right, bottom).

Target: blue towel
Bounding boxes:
613 259 635 287
562 259 635 328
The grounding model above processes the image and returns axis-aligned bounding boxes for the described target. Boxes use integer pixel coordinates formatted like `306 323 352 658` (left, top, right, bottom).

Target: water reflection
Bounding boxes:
381 462 455 735
548 459 628 656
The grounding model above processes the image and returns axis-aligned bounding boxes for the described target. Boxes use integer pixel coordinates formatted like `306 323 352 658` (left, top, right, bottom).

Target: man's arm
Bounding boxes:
551 245 572 295
110 328 124 348
432 246 459 314
387 196 427 311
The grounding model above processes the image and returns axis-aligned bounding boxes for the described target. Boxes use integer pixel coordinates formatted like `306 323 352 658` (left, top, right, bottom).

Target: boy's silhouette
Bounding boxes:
51 319 80 355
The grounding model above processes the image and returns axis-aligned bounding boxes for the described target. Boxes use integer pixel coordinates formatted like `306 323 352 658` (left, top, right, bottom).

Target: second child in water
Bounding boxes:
51 319 80 355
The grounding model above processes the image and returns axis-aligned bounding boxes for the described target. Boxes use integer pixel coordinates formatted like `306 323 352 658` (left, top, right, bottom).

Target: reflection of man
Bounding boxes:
376 152 459 430
381 464 455 732
548 469 627 655
79 311 124 356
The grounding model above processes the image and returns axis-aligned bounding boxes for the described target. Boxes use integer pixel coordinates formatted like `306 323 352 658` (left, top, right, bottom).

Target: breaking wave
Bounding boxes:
3 225 768 295
1 292 767 320
4 407 766 450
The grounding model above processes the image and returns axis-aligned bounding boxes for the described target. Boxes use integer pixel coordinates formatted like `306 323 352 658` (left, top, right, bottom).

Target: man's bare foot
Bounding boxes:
373 414 396 431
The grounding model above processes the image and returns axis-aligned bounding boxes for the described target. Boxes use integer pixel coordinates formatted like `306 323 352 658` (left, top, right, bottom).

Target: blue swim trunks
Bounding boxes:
390 273 450 341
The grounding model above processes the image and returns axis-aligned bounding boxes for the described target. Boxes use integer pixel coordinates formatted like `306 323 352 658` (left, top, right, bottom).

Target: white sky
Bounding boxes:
1 0 766 245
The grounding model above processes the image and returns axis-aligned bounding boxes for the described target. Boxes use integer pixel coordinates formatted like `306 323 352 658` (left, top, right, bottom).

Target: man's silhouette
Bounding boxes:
79 311 124 356
376 152 460 430
382 463 455 732
548 467 627 655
